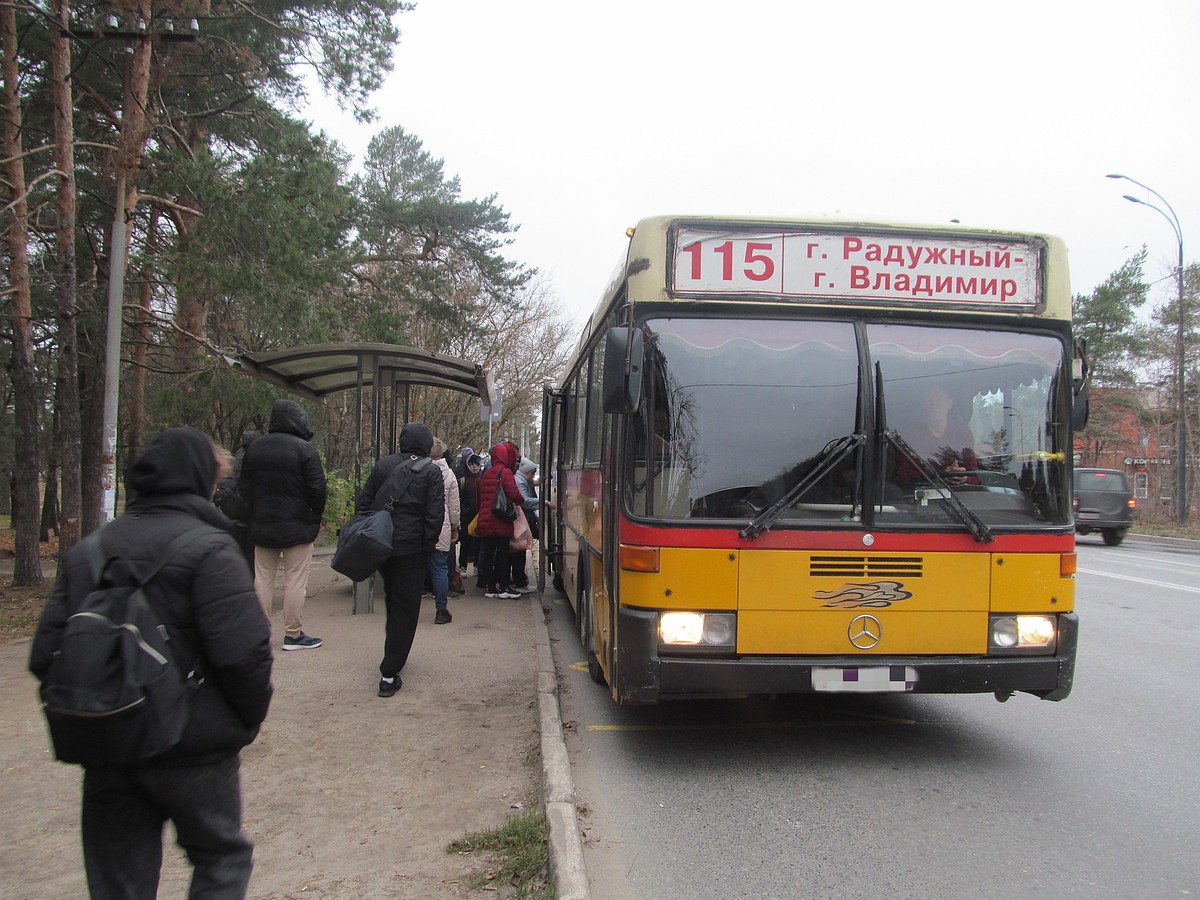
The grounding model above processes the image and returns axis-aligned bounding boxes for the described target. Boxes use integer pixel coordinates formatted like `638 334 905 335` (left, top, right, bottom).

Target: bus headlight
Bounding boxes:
989 615 1057 653
659 612 736 651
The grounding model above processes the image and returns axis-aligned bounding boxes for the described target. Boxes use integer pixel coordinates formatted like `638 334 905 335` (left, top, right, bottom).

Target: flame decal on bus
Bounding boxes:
815 581 913 608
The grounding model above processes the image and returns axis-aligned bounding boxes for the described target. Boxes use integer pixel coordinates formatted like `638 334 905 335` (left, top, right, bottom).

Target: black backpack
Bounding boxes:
212 475 244 520
38 525 220 766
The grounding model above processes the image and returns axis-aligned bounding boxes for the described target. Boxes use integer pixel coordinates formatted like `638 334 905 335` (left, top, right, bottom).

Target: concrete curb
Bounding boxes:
1124 533 1200 550
535 599 590 900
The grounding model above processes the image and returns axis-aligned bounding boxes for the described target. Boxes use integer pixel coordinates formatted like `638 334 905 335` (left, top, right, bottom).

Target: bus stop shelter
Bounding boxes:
236 342 494 612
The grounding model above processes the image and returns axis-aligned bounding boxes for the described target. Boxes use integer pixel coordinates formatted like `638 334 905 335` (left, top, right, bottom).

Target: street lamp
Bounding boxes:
1107 173 1187 524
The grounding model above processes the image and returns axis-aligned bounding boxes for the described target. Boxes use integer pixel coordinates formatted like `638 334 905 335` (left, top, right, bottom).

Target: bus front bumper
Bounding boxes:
615 608 1078 705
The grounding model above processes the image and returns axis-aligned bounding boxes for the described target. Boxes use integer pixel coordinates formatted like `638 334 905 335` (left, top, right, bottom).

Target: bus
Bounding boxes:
540 215 1085 706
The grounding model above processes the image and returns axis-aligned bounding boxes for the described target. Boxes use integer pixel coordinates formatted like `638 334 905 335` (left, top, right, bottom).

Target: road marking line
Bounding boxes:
1090 551 1200 571
1077 567 1200 594
586 715 915 731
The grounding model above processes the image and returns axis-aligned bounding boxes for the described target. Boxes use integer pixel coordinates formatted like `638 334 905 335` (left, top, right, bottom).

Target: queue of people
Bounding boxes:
27 398 544 898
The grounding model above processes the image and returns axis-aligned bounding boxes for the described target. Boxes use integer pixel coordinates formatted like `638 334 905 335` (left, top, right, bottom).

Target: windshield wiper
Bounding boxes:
886 429 995 543
740 433 865 540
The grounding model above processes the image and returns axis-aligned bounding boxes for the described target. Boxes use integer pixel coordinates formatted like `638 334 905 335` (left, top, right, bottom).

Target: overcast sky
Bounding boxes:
305 0 1200 327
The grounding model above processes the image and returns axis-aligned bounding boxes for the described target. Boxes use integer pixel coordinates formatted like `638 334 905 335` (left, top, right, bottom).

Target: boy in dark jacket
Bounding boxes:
29 426 274 898
238 399 328 650
355 422 445 697
458 452 483 577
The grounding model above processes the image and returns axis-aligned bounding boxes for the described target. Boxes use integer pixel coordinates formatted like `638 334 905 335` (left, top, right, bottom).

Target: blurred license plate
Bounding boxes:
812 666 917 692
1077 512 1099 520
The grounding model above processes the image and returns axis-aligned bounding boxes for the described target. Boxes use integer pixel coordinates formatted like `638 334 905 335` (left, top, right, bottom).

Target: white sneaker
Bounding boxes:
484 591 500 598
497 590 521 599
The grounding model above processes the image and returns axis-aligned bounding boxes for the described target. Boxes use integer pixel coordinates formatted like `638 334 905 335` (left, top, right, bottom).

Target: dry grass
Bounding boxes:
0 527 57 642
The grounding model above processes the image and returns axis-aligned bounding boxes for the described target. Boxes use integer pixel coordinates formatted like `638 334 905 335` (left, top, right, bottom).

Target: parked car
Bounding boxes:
1073 467 1136 546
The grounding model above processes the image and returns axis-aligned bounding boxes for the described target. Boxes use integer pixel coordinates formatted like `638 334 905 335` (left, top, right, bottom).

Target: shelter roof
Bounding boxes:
237 343 493 403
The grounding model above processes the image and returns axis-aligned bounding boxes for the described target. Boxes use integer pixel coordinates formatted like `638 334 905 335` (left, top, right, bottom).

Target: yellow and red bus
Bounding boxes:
541 215 1084 705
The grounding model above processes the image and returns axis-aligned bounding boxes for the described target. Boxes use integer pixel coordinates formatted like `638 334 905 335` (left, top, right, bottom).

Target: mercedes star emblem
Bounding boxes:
848 614 882 649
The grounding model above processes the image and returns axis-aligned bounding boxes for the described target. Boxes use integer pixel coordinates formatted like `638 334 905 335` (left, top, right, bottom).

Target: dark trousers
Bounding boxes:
379 551 427 677
229 522 256 575
478 535 511 592
509 549 529 587
82 754 251 899
458 533 480 568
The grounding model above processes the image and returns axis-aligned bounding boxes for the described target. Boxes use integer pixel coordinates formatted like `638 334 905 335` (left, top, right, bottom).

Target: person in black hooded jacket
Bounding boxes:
29 426 273 899
355 422 444 697
238 399 328 651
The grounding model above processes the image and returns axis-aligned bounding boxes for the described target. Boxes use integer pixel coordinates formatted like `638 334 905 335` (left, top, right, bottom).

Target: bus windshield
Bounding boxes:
626 316 1071 531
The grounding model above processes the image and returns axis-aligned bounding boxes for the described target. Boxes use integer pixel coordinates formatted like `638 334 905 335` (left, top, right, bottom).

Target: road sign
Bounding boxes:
481 388 502 423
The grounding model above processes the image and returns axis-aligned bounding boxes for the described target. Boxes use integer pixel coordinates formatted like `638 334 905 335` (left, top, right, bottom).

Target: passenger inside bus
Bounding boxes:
892 384 980 488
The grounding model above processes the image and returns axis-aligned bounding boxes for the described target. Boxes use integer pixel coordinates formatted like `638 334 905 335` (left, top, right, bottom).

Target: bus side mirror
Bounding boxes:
1072 387 1089 431
603 326 643 413
1071 339 1089 430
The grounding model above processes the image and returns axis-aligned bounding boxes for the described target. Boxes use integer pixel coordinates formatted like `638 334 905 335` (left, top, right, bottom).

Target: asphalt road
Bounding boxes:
547 535 1200 899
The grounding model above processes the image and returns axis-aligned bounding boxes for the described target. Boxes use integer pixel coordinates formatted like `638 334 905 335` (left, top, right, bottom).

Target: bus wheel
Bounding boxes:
586 618 605 685
578 577 606 686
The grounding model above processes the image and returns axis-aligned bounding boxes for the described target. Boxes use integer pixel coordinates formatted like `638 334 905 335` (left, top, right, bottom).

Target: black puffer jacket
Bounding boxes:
355 422 445 555
29 426 274 762
238 399 327 548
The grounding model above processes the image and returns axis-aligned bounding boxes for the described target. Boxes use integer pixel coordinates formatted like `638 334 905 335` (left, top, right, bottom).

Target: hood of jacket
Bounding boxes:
126 426 217 499
268 399 313 440
399 422 434 457
518 458 538 477
490 442 517 471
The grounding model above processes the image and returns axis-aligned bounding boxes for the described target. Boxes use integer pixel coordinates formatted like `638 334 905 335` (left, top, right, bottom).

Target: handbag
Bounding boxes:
491 483 518 522
466 513 479 537
330 507 395 582
330 456 430 581
509 506 533 551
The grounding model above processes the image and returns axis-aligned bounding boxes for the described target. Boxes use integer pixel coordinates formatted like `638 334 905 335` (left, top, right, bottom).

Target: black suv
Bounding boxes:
1073 468 1135 546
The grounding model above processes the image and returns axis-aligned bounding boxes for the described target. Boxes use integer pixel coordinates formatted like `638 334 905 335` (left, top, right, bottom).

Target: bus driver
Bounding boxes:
895 384 979 487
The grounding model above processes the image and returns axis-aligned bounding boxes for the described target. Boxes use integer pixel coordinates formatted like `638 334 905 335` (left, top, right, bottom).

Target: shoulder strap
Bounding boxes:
88 525 224 589
376 456 431 508
82 532 110 585
142 526 224 584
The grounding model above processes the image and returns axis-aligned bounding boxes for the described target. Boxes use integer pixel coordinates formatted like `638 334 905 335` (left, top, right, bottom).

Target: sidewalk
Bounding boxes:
0 551 585 899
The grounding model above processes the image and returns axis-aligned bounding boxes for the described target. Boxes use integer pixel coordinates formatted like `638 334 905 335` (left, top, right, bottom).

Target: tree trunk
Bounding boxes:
2 3 45 585
40 464 60 543
52 0 83 553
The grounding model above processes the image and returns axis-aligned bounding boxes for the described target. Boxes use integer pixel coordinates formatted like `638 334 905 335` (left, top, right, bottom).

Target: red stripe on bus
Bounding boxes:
617 518 1073 553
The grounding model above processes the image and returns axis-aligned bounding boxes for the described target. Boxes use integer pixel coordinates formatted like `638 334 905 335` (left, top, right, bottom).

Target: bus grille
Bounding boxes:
809 556 923 578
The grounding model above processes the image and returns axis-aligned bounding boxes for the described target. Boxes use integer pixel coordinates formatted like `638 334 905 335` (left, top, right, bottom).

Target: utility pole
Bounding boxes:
64 11 198 519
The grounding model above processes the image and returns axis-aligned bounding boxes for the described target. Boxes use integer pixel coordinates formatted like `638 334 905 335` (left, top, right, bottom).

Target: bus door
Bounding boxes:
540 385 567 595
